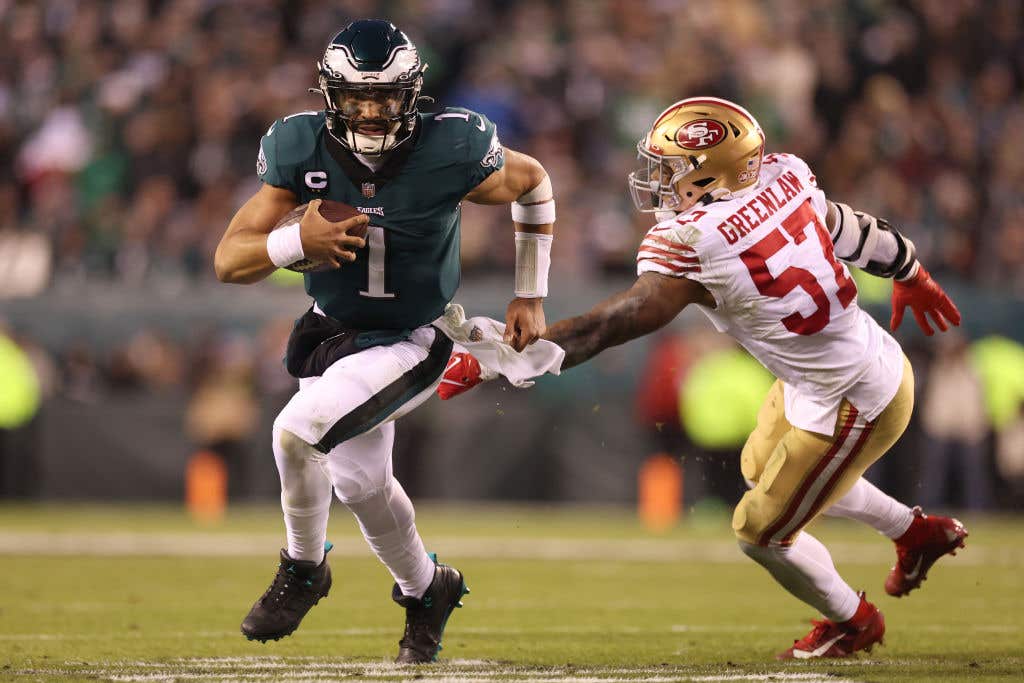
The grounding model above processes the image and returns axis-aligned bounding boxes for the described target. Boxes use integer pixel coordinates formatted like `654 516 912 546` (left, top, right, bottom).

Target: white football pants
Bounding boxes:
272 324 451 599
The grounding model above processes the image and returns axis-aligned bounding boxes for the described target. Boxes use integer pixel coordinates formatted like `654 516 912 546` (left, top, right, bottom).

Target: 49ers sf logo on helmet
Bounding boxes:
676 119 726 150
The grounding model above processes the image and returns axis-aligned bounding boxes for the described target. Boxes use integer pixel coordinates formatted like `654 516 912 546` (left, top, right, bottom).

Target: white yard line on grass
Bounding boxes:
14 659 862 683
0 531 1014 566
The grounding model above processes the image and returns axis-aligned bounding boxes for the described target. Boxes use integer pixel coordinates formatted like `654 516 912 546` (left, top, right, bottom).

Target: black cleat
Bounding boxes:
241 542 332 643
392 556 469 664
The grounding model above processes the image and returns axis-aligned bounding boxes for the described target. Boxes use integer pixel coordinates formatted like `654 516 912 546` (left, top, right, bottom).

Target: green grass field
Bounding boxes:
1 502 1021 682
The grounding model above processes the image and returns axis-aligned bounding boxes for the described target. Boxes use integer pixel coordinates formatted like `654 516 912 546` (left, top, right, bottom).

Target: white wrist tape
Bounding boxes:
511 174 556 224
514 232 552 298
266 223 304 268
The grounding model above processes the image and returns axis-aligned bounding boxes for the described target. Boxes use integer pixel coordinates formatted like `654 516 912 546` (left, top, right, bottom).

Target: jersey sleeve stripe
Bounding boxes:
638 245 700 264
643 233 696 252
637 260 698 278
637 256 700 273
640 241 699 259
651 223 680 232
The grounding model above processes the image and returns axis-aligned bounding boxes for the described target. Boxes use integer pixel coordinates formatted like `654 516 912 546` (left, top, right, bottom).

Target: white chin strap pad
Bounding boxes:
350 130 398 154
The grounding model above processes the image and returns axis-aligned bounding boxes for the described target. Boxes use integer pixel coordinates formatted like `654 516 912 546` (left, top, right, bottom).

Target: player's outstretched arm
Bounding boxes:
465 148 553 352
545 272 706 370
824 200 961 335
214 188 367 285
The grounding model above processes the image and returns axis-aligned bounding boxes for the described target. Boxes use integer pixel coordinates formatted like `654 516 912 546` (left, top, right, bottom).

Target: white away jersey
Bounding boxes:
637 153 904 435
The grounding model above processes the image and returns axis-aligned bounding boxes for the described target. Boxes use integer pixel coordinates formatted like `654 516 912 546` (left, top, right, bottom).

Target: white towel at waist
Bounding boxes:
433 303 564 387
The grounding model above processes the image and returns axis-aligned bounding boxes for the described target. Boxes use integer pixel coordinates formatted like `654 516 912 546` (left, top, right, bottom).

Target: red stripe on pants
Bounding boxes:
756 408 858 546
778 420 876 545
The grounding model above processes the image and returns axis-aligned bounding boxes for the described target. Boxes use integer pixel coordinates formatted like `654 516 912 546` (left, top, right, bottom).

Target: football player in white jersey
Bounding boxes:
440 97 968 659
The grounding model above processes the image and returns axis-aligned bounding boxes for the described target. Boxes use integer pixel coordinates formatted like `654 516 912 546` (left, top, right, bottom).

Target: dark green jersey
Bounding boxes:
257 108 504 330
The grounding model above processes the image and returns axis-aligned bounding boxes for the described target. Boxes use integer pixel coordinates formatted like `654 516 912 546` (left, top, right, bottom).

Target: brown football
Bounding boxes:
271 199 367 273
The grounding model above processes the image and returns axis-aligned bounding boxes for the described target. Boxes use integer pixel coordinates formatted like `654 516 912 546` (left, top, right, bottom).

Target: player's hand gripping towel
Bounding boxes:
433 303 564 388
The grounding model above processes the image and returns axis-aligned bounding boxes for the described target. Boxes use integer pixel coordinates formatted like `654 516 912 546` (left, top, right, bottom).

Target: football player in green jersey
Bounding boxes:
214 20 556 664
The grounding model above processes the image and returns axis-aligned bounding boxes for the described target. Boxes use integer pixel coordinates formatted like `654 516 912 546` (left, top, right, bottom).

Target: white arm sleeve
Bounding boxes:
829 202 917 280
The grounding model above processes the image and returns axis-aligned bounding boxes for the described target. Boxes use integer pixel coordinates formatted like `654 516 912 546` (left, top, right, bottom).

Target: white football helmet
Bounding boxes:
314 19 427 155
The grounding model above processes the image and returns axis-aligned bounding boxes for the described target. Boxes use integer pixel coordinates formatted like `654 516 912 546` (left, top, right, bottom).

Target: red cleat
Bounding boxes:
436 352 484 400
885 506 968 598
776 593 884 660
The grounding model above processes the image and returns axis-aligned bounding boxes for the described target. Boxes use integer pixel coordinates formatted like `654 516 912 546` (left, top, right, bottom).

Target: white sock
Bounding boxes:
823 477 914 539
344 476 436 599
273 423 332 564
321 422 435 598
740 532 861 622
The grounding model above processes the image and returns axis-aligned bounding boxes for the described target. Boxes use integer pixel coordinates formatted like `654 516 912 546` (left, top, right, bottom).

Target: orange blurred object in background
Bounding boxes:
185 450 227 524
638 453 683 532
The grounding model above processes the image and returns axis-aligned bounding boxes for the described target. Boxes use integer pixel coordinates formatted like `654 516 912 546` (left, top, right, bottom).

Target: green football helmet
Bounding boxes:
314 19 427 155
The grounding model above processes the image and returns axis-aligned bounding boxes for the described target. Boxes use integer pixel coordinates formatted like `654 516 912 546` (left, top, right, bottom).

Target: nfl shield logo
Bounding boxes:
362 182 376 198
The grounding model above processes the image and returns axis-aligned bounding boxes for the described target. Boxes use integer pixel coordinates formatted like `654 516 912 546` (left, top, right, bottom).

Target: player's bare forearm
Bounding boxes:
215 227 280 284
545 273 702 370
468 148 555 349
215 184 298 284
544 292 642 370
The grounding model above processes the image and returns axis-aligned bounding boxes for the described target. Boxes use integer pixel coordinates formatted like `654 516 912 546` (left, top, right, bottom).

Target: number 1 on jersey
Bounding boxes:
359 226 395 299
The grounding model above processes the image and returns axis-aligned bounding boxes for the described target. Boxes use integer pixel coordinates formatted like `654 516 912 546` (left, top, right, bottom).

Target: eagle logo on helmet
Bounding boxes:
676 119 726 150
315 20 427 155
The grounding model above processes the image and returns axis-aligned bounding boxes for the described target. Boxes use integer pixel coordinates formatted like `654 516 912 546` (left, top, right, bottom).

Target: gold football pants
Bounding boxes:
732 356 914 547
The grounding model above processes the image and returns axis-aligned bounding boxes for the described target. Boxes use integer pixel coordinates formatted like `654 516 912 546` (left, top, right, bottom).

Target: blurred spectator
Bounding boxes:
108 330 186 392
996 405 1024 501
677 339 774 507
634 332 694 434
0 185 52 297
185 334 259 500
60 343 104 403
0 0 1020 286
919 333 993 509
0 329 42 497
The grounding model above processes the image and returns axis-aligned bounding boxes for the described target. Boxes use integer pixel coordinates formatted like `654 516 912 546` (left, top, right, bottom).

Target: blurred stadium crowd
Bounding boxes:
4 0 1024 284
1 0 1023 508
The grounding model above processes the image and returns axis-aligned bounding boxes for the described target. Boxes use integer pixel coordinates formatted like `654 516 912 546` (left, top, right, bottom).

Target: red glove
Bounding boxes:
890 265 962 336
437 352 484 400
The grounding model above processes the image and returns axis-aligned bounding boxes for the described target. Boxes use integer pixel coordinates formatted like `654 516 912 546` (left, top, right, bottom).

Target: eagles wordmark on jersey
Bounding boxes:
221 19 555 665
257 107 503 331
